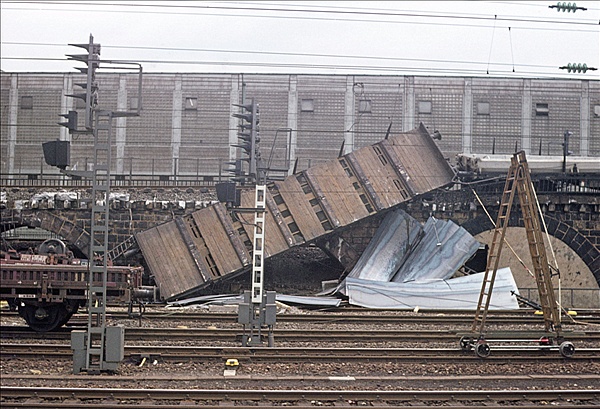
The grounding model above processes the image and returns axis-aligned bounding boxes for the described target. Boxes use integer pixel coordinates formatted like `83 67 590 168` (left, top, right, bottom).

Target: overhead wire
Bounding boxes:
1 2 597 77
2 0 598 27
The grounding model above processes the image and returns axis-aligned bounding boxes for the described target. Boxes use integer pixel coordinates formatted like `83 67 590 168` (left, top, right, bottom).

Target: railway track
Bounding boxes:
80 310 600 325
4 309 600 326
1 386 598 409
2 343 599 362
2 325 599 343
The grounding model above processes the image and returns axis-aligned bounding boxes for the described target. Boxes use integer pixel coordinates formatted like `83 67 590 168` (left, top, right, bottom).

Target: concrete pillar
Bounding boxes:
171 76 182 176
115 75 128 174
403 76 415 132
344 76 355 154
287 75 298 174
462 78 473 154
521 79 532 154
229 75 240 163
7 75 18 176
580 80 590 156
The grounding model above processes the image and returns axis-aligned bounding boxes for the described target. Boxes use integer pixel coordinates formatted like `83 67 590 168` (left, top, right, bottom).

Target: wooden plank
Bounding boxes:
213 203 251 266
304 170 341 229
387 131 428 193
194 207 244 277
136 221 202 299
310 159 367 226
276 176 324 241
263 194 294 256
384 125 454 193
351 147 398 208
378 140 419 196
237 187 257 247
346 153 384 211
156 222 203 292
174 216 211 283
264 191 295 248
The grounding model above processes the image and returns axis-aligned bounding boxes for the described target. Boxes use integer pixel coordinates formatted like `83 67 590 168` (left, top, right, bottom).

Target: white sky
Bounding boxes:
1 1 599 79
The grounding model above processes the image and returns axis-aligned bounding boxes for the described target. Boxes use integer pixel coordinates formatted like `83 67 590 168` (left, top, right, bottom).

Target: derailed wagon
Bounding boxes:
136 124 455 300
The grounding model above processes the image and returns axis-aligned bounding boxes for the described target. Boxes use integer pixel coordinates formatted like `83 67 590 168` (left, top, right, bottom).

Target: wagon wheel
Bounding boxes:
19 304 70 332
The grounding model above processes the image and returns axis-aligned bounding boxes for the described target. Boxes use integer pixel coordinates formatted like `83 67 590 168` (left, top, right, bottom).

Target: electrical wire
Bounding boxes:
2 1 598 26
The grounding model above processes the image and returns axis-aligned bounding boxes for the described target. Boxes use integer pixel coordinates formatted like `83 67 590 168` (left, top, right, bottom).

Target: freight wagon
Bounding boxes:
136 124 455 300
1 238 147 331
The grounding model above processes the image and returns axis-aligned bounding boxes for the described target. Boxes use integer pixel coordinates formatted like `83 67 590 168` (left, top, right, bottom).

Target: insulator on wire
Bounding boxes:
549 2 587 12
559 63 597 73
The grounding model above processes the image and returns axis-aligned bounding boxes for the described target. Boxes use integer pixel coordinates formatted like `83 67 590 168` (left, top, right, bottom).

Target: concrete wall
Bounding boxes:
2 73 598 178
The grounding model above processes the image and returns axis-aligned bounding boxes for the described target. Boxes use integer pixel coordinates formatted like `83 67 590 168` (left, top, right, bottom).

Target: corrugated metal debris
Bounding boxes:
343 268 519 309
330 210 519 309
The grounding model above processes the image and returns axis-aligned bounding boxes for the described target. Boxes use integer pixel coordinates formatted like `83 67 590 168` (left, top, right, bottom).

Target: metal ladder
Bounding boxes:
85 110 112 373
107 235 137 262
471 151 561 337
513 152 561 334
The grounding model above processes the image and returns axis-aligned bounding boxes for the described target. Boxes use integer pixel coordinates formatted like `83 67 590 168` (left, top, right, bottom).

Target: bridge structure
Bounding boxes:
2 173 599 292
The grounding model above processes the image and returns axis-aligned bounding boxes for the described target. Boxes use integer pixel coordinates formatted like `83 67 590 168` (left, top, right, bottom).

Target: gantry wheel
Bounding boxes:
559 341 575 358
459 336 472 351
475 341 491 358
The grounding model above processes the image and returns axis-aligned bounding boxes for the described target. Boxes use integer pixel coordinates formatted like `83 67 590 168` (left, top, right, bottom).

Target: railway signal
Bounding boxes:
48 35 144 375
232 99 261 182
42 140 70 170
58 110 78 133
66 34 100 130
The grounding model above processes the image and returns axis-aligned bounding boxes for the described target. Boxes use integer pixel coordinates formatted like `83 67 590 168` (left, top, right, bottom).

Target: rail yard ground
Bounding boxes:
1 306 599 407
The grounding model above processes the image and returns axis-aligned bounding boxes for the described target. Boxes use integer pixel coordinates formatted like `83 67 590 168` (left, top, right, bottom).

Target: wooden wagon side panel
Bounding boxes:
193 206 246 278
275 176 325 242
351 146 406 209
136 221 205 299
305 159 370 227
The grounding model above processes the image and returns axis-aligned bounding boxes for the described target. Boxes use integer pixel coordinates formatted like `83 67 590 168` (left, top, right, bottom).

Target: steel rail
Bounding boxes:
101 310 600 323
2 343 599 361
5 310 599 325
2 326 599 343
0 386 598 406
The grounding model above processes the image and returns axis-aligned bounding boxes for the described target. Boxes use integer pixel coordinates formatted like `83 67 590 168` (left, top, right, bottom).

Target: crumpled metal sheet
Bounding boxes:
344 267 520 310
330 210 517 309
346 209 422 282
343 211 480 286
391 217 480 283
168 293 341 308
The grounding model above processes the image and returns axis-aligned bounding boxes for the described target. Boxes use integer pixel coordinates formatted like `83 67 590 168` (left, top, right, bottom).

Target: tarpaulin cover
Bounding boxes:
391 216 481 283
337 210 481 294
344 267 519 310
346 209 422 283
329 210 519 309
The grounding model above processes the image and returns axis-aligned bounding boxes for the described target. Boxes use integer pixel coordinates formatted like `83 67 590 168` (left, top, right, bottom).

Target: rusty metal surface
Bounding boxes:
136 124 455 300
